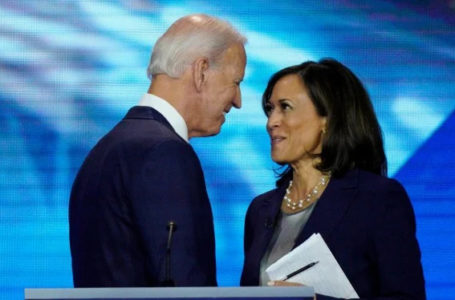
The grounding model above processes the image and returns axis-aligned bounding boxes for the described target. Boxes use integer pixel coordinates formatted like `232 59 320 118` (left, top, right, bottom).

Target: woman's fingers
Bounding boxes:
267 280 302 286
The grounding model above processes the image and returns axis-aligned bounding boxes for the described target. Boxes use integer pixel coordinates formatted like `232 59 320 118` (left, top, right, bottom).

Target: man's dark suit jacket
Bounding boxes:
69 106 217 287
241 169 425 300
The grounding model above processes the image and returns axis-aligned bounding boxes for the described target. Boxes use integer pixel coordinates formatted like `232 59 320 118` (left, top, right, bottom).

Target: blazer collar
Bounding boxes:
123 106 190 145
251 184 286 273
258 169 360 248
124 106 174 131
262 184 287 229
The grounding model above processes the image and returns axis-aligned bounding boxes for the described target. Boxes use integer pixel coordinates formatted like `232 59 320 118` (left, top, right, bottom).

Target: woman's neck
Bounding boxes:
290 159 323 195
281 159 330 214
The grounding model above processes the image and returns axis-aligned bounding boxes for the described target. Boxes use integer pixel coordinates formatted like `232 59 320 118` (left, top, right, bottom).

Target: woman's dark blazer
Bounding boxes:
240 169 425 300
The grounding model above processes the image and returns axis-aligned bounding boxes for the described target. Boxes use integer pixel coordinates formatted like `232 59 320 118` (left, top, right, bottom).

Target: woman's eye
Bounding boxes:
264 104 273 115
281 102 292 110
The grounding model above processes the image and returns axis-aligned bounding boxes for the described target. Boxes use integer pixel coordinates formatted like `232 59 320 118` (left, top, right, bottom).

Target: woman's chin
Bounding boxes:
271 155 288 165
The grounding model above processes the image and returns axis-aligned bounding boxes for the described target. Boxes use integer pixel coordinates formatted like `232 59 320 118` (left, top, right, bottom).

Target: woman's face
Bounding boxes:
265 74 326 165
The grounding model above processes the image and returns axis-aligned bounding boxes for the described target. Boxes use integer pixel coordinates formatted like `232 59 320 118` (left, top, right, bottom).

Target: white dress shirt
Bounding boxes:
138 93 189 142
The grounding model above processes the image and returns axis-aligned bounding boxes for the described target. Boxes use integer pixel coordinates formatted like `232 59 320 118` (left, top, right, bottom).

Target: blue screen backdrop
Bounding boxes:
0 1 454 299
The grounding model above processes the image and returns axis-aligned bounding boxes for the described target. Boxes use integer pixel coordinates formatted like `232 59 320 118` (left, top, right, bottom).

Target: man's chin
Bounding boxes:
193 126 221 138
210 126 222 136
210 121 223 136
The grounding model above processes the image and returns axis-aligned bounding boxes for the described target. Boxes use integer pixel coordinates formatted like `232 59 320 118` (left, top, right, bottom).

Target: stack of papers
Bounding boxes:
266 233 359 299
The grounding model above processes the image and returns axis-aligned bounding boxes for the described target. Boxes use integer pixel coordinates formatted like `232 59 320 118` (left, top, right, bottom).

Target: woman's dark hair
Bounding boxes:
262 58 387 186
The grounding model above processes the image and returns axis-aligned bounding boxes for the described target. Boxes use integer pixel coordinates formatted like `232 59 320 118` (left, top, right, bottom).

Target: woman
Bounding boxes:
240 59 425 299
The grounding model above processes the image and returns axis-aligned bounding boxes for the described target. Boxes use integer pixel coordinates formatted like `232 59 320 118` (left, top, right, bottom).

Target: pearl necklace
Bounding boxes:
284 174 330 211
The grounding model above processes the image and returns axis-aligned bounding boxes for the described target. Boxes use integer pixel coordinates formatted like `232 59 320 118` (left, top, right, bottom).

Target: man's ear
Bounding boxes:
192 57 209 92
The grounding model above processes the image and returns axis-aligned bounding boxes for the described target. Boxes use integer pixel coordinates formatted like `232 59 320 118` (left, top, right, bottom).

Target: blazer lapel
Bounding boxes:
294 169 359 246
253 185 286 269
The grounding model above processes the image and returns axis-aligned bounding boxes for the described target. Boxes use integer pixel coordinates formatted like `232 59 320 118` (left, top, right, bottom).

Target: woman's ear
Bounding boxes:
192 57 210 92
321 117 327 134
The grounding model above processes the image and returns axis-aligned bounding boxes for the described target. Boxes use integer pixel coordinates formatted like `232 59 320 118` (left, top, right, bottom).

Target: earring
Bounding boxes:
322 128 326 134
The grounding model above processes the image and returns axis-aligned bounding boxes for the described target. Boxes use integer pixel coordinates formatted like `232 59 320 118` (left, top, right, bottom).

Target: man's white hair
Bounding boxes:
147 14 247 79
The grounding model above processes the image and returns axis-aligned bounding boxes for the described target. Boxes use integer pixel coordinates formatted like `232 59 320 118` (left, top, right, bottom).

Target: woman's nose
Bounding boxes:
266 111 280 131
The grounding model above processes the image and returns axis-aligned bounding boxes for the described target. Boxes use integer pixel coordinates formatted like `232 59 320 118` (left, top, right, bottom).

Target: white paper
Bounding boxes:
266 233 359 299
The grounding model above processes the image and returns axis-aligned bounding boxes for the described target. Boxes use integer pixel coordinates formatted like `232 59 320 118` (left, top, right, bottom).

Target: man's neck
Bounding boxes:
148 75 199 139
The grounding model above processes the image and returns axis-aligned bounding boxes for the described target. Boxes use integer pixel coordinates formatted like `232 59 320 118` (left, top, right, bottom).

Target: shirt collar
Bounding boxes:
138 93 189 142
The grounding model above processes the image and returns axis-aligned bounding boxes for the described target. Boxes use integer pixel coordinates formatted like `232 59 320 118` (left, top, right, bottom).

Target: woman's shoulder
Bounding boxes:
353 169 405 192
350 169 412 212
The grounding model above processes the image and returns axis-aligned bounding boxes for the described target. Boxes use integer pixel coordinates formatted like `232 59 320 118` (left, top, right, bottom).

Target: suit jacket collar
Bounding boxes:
123 106 188 144
124 106 172 127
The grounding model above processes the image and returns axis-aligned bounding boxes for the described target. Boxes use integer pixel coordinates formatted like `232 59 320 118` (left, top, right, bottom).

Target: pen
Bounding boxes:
282 261 319 281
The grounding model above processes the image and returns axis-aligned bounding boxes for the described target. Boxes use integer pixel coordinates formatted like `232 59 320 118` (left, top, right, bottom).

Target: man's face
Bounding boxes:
195 43 246 137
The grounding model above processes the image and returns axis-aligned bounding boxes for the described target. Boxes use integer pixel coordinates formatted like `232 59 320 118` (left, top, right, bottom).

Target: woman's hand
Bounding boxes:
267 280 302 286
267 281 316 299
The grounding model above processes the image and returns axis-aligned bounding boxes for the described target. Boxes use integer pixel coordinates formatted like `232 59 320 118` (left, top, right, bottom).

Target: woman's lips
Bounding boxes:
271 136 285 145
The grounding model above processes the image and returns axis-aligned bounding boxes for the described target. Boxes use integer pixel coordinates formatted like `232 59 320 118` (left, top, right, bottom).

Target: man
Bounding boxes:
69 14 247 287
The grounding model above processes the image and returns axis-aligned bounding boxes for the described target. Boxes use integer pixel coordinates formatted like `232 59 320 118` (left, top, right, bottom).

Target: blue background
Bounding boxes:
0 0 454 299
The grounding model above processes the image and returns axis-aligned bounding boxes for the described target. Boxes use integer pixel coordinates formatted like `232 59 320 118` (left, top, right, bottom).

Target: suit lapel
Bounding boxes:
294 169 359 246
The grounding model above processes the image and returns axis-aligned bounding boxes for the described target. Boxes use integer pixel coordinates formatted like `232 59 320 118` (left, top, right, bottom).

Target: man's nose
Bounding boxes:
233 88 241 109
